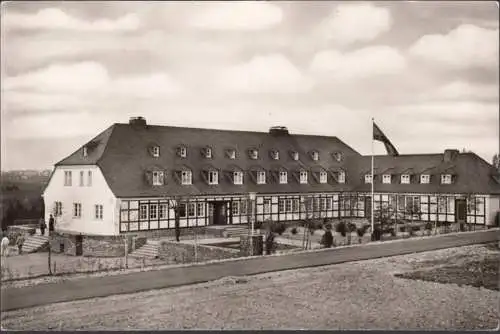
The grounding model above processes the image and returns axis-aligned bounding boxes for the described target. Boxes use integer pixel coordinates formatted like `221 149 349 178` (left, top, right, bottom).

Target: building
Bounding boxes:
43 117 500 240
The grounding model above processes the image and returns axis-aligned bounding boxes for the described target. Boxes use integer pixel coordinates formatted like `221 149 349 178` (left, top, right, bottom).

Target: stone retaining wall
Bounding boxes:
158 240 240 264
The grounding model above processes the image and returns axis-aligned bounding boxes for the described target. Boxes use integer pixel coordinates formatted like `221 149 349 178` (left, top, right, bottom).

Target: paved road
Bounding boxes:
1 229 498 312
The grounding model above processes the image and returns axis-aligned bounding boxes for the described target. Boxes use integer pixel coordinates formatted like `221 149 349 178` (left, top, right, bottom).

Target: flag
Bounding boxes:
373 122 399 156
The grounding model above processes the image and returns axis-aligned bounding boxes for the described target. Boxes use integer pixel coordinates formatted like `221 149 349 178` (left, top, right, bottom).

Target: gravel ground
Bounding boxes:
1 244 498 330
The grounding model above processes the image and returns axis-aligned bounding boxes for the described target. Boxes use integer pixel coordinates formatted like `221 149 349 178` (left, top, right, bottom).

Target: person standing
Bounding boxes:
48 214 55 236
40 218 47 236
16 234 25 255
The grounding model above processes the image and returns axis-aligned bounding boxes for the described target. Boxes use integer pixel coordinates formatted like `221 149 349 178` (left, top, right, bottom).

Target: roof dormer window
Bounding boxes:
292 151 299 161
401 174 410 184
299 170 308 184
257 171 266 184
420 174 430 184
233 171 243 185
319 171 327 184
271 150 279 160
202 147 212 159
152 146 160 158
249 149 259 160
332 152 343 162
83 146 88 158
178 146 187 158
382 174 391 184
181 170 192 185
227 149 236 160
364 174 373 184
152 171 164 186
208 171 218 185
311 151 319 161
279 171 287 184
441 174 452 184
338 171 346 184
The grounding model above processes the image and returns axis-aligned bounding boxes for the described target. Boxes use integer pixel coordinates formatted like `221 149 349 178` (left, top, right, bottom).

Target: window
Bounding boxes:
64 171 72 186
338 171 346 184
152 171 164 186
54 201 62 216
197 203 205 216
188 203 196 217
271 150 279 160
285 199 292 212
278 199 285 212
292 152 299 161
139 204 148 220
299 170 308 184
178 203 187 218
240 201 247 215
73 203 82 218
179 146 187 158
228 149 236 159
152 146 160 157
257 171 266 184
320 198 327 211
181 170 192 185
263 199 271 213
233 171 243 185
159 204 168 219
383 174 391 184
80 171 84 186
441 174 452 184
365 174 373 184
208 171 218 185
87 171 92 186
250 149 258 159
279 171 287 184
326 197 332 210
205 147 212 159
319 171 327 184
232 202 240 215
333 152 343 162
292 199 299 212
83 146 88 157
312 151 319 161
94 204 103 220
150 204 158 219
420 174 430 184
401 174 410 184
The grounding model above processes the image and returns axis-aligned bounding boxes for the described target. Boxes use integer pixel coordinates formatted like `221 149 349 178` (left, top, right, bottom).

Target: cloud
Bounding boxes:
315 2 392 46
188 2 283 31
428 81 499 101
309 46 406 81
409 24 499 69
214 54 313 94
3 8 140 31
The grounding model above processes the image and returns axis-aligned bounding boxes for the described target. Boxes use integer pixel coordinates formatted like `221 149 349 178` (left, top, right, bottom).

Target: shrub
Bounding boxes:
356 225 369 243
254 220 263 230
265 232 276 255
291 227 298 235
271 222 286 236
371 224 383 241
320 230 334 248
323 222 332 231
335 221 347 237
347 222 357 233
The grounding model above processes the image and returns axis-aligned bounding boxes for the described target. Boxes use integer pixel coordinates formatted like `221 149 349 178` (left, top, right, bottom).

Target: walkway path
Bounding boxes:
1 229 498 312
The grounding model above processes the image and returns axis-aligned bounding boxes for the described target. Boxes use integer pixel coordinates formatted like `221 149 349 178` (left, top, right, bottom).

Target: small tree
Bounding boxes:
320 223 334 248
404 200 421 237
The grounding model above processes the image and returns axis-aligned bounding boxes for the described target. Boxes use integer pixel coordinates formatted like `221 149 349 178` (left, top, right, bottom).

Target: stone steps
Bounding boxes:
222 226 249 238
21 235 49 253
129 242 159 259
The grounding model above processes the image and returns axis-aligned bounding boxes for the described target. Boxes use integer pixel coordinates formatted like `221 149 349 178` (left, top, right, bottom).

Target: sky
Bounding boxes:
1 1 499 170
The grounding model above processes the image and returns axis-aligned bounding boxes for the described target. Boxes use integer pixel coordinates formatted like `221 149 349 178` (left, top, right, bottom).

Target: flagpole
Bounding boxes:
371 118 375 238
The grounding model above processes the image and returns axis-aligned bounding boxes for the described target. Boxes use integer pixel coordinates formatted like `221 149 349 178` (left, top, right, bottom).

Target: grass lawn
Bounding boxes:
1 243 498 330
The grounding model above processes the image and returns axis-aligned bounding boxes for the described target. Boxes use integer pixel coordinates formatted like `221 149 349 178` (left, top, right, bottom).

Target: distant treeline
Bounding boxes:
1 179 46 231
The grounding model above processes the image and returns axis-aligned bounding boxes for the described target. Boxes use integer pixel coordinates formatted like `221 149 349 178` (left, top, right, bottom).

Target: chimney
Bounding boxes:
129 116 147 127
269 126 289 136
443 149 459 162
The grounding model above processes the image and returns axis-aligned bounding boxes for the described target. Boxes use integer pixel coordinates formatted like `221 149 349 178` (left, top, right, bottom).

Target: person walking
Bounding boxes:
40 218 47 236
49 214 55 236
16 234 25 255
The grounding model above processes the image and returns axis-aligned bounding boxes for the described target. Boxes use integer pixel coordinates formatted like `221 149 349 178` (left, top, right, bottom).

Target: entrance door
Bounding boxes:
455 199 467 223
75 235 83 256
213 202 228 225
365 197 372 218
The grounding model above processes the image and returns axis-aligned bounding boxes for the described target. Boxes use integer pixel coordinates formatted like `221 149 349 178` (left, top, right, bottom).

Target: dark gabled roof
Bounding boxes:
352 154 500 195
55 122 500 197
57 123 360 197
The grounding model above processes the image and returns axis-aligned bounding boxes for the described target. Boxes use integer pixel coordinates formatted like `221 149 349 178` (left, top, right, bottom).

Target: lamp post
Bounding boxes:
249 192 257 256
